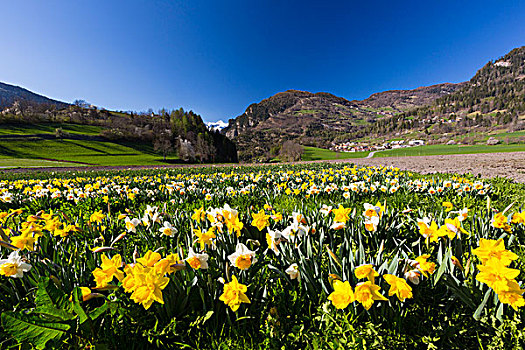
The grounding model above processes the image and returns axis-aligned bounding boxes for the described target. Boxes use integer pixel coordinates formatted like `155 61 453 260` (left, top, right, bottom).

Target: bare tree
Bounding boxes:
178 138 195 162
279 140 303 162
153 131 173 161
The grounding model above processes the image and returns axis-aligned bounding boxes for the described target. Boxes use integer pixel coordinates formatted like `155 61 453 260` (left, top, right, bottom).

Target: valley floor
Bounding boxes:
345 151 525 183
2 151 525 184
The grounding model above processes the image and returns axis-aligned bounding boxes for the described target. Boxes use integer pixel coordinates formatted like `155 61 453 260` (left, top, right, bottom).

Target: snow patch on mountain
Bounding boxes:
206 120 228 131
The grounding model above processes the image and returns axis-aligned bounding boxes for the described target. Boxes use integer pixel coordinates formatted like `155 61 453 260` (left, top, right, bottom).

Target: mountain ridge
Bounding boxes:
0 82 68 109
223 45 525 161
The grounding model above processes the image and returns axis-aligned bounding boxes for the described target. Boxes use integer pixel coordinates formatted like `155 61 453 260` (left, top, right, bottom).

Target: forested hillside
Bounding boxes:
360 46 525 141
0 101 238 163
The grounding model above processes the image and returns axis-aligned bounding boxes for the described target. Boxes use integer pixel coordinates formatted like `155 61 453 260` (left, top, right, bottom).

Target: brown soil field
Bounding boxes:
342 151 525 183
1 152 524 184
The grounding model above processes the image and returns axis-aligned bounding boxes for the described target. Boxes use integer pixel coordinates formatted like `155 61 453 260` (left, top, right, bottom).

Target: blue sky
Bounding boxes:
1 1 524 122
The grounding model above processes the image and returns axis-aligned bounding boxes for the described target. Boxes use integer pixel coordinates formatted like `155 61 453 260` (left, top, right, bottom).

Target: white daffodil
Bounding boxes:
206 208 222 223
457 208 469 222
279 225 294 241
186 248 209 270
221 203 239 220
159 222 177 237
144 205 155 217
1 193 13 203
285 263 300 280
266 228 281 255
141 215 151 227
330 222 346 230
363 203 381 218
0 250 32 278
319 204 332 217
417 217 431 227
125 217 141 233
150 211 161 224
228 243 257 270
364 215 380 232
404 269 420 285
291 212 306 225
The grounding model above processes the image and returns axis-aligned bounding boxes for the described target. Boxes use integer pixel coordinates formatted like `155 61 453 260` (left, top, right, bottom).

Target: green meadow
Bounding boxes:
301 146 369 161
374 144 525 158
0 139 178 166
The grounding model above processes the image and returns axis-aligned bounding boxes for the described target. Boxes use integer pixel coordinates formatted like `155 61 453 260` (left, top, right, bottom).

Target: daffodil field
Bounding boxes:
0 165 524 349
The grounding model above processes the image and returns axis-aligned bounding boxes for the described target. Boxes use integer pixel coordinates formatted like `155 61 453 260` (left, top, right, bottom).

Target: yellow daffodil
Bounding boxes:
154 253 184 275
496 279 525 311
383 274 413 302
355 264 379 282
415 255 436 277
225 215 244 237
90 211 105 223
354 281 387 310
492 212 511 233
511 212 525 224
251 210 270 231
327 280 354 309
418 218 439 243
69 287 93 302
219 275 250 312
129 270 170 310
476 259 520 293
191 207 205 223
472 238 518 266
92 253 124 288
194 226 216 250
332 205 351 223
137 250 162 267
442 202 453 212
271 211 283 222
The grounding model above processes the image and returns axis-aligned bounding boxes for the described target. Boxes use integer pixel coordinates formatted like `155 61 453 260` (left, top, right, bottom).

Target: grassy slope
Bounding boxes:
0 123 103 135
302 146 369 161
0 139 178 166
0 158 84 168
374 144 525 157
0 123 180 166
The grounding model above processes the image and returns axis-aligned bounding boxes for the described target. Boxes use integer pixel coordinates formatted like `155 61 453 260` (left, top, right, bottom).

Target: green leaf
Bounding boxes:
33 306 76 322
474 288 492 320
71 287 89 324
434 248 450 284
34 278 75 321
35 277 69 310
496 302 504 322
1 311 70 349
89 302 109 321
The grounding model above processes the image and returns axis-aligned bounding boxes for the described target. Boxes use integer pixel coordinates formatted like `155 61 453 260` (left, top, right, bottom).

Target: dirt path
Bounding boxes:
1 152 524 184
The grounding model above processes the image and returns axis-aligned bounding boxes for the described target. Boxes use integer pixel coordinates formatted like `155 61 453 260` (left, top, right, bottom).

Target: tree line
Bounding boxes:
0 101 238 163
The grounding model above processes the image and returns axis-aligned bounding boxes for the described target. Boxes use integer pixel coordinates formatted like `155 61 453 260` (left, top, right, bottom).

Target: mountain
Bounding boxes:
0 82 68 109
358 82 465 112
224 46 525 161
223 90 373 161
223 85 455 161
373 46 525 140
